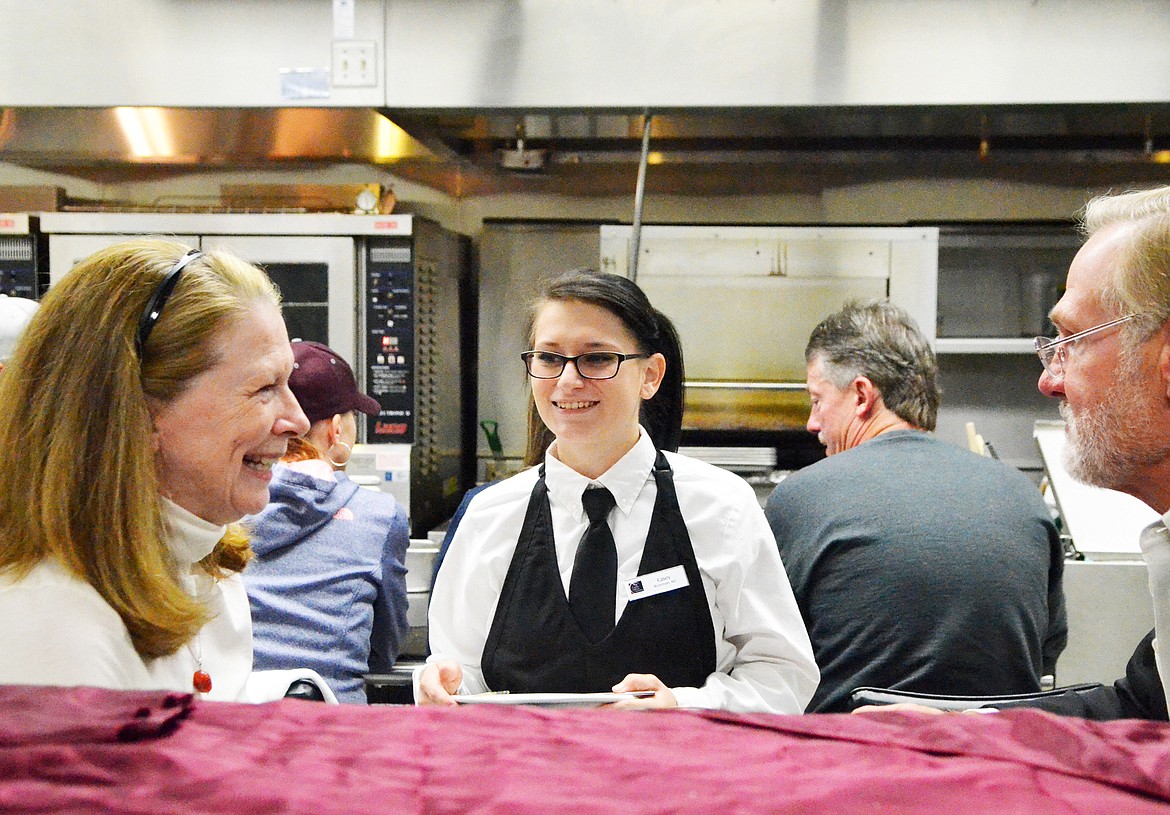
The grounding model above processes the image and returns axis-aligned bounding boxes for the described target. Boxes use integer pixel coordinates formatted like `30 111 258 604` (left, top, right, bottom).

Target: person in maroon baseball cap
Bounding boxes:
243 340 409 703
286 340 380 466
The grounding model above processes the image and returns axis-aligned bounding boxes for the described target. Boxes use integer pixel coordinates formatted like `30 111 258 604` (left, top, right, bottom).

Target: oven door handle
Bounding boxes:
685 380 807 392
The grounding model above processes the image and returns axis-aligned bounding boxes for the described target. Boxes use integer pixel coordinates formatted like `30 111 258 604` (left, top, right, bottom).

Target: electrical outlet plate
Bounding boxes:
332 40 377 87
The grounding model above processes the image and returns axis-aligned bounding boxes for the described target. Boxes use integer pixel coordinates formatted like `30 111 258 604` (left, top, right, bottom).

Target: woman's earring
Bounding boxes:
326 441 352 469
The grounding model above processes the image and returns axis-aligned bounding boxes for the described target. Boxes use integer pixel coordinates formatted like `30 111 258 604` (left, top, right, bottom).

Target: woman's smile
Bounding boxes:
553 399 599 411
242 452 283 475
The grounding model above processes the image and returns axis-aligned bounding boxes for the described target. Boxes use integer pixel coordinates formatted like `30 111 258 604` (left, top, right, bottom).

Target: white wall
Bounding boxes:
384 0 1170 107
0 0 386 106
5 1 1170 108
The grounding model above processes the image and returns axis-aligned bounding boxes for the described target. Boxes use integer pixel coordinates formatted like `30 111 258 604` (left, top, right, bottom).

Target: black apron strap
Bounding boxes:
643 450 719 680
481 467 553 682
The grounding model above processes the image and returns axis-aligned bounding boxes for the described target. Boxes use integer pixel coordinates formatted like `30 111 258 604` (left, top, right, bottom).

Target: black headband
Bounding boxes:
135 249 203 359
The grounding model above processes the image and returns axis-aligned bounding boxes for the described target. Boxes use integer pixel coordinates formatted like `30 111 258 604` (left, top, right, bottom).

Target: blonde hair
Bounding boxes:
1082 186 1170 344
524 400 554 467
0 239 279 659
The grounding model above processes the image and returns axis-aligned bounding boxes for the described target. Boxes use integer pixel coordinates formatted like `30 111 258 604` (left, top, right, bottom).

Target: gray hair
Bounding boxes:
1081 186 1170 346
805 300 941 431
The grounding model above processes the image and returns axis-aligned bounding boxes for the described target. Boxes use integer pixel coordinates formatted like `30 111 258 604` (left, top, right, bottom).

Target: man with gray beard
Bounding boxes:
863 187 1170 721
1010 186 1170 720
856 187 1170 722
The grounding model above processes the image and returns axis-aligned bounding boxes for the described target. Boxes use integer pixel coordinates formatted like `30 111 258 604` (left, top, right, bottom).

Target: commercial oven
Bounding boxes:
39 211 471 536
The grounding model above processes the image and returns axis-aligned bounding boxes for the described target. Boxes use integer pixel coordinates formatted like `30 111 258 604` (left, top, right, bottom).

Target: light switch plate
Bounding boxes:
332 41 377 87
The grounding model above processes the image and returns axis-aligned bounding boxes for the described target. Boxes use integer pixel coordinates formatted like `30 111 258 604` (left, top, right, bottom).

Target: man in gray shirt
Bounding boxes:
765 301 1067 713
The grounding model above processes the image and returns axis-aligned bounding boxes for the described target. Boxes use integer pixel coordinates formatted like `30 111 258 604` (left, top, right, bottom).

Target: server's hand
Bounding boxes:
609 673 677 709
416 659 463 706
852 703 948 716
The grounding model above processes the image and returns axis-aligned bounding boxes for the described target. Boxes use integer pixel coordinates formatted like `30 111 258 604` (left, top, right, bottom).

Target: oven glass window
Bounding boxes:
261 262 329 345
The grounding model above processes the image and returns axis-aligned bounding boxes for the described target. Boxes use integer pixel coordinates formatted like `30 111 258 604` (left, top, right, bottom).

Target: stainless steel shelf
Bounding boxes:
935 337 1036 354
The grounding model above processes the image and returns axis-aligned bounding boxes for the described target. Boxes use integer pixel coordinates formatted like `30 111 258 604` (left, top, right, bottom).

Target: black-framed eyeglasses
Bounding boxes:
521 350 651 380
1033 313 1135 379
135 249 203 359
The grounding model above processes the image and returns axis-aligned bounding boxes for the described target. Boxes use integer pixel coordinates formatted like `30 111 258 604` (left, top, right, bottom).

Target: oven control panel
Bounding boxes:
364 236 416 444
0 223 45 300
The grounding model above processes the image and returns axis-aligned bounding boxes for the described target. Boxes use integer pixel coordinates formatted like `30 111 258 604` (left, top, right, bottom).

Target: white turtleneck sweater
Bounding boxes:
0 498 252 700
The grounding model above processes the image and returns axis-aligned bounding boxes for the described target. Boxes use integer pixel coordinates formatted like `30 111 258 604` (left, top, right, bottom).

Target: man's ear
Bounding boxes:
852 376 882 419
1158 324 1170 401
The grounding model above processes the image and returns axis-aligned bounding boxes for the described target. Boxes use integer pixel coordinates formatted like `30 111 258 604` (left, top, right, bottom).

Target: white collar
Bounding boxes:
162 496 228 565
544 427 657 522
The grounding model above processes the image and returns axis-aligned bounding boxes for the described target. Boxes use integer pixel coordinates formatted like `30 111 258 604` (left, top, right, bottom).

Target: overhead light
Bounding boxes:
499 138 547 171
978 115 990 162
114 107 175 158
499 121 547 172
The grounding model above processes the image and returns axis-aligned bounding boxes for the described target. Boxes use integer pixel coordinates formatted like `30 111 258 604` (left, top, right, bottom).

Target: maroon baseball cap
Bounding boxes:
289 340 380 424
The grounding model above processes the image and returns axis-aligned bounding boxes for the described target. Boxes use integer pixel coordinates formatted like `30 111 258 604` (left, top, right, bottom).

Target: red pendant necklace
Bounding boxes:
193 668 212 694
188 637 212 694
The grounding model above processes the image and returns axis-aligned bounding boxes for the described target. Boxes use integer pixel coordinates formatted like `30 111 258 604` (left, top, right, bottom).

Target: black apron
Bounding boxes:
481 451 717 693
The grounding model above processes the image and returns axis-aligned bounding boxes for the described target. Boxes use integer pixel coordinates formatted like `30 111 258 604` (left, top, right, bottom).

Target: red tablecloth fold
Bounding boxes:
0 685 192 747
2 684 1170 814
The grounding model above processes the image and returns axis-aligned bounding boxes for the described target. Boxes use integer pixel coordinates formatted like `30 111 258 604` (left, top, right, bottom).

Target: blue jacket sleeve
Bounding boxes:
369 503 411 673
430 484 491 592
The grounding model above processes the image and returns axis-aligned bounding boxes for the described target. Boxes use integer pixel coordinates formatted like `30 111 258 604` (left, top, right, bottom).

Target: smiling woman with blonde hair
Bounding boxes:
0 239 309 697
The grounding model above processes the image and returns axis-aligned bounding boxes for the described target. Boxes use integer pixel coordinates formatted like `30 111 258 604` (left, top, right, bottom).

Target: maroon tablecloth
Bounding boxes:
2 684 1170 814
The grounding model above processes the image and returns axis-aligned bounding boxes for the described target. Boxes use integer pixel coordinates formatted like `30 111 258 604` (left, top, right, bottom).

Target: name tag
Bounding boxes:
625 565 689 601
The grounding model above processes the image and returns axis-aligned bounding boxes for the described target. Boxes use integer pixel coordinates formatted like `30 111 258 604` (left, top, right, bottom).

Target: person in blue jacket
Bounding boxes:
243 340 409 704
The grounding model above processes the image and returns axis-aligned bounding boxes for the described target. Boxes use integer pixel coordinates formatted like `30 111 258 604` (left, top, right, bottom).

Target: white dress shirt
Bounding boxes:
428 429 818 713
1140 513 1170 709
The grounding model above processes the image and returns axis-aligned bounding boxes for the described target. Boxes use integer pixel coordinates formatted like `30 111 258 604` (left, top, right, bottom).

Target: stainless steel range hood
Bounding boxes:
7 104 1170 198
0 107 438 179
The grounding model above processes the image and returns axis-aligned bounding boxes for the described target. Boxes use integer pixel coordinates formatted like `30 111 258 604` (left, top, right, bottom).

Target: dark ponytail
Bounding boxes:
641 307 684 452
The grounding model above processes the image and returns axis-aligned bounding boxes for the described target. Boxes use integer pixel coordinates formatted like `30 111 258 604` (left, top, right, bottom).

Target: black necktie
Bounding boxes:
569 487 618 643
